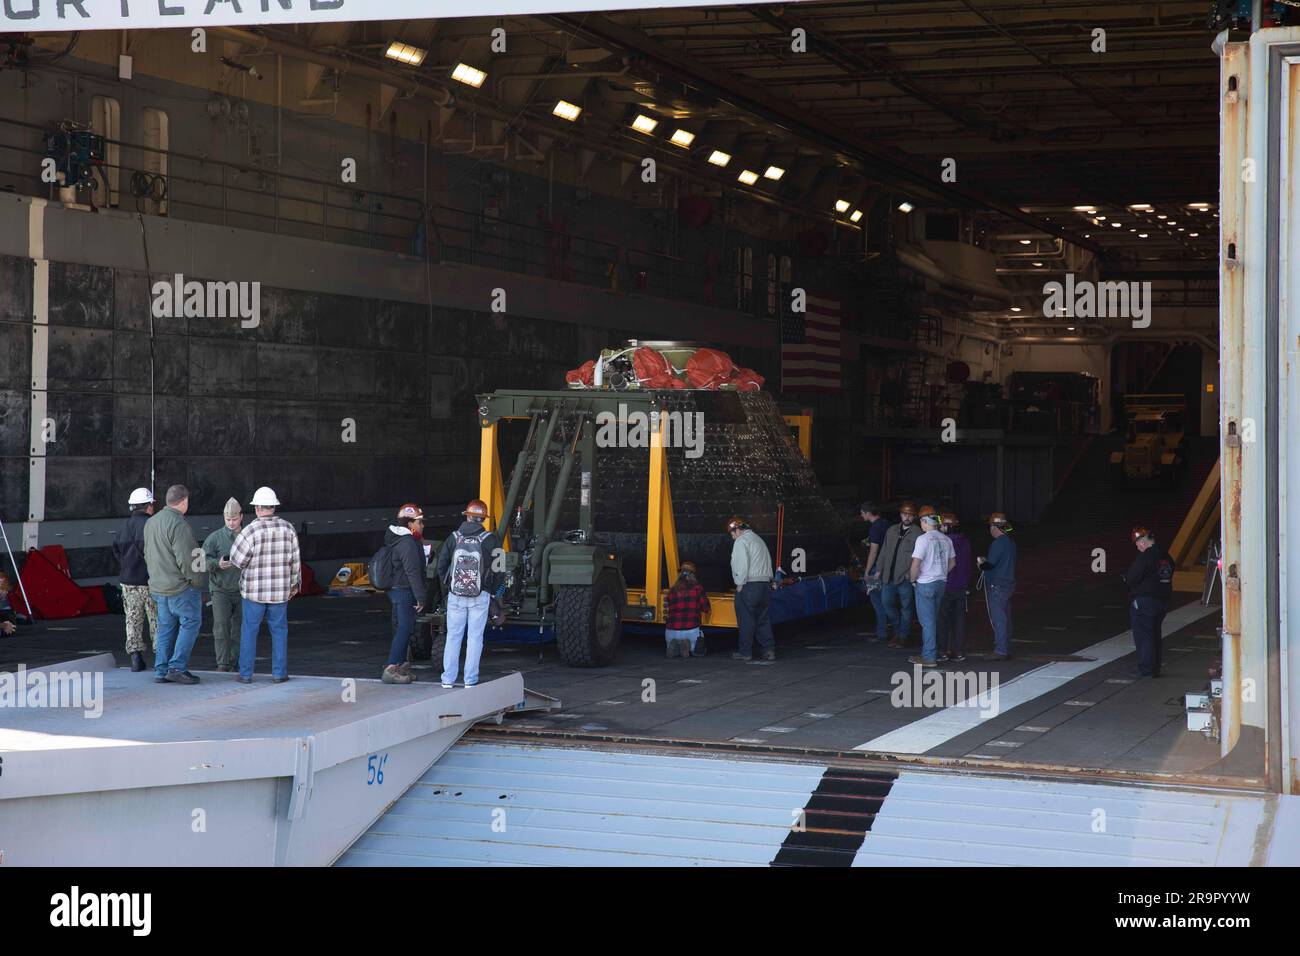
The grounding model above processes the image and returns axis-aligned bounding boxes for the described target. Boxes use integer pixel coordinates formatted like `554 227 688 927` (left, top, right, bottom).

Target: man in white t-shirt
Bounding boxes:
908 512 955 667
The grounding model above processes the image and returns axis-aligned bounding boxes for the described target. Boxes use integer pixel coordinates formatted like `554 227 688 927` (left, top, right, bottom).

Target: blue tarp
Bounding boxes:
485 573 863 645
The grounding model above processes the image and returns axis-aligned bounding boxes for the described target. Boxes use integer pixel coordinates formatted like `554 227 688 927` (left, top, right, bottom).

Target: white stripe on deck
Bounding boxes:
853 602 1219 755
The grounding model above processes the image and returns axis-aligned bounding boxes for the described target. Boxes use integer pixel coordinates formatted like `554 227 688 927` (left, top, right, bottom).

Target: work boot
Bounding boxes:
382 664 413 685
676 639 692 658
907 656 937 668
760 650 776 662
731 651 751 661
216 665 230 673
695 634 708 656
164 669 200 684
130 651 146 672
666 641 679 659
397 661 416 682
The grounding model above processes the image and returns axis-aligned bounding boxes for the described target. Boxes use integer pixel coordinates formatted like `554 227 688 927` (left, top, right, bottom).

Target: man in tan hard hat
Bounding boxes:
113 486 159 672
727 516 775 661
230 486 301 684
202 498 244 672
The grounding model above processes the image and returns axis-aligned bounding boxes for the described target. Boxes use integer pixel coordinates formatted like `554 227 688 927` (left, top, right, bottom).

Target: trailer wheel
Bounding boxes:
409 618 444 663
555 570 624 667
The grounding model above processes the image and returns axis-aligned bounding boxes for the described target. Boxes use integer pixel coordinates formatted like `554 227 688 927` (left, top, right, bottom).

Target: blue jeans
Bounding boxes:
239 599 289 679
735 581 775 656
1131 596 1166 676
665 627 701 651
914 580 946 661
444 591 489 685
880 581 915 640
151 587 202 678
867 579 888 639
388 587 416 666
985 581 1015 655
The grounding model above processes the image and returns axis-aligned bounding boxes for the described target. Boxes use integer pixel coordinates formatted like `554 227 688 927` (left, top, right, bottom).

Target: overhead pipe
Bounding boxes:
896 244 1014 305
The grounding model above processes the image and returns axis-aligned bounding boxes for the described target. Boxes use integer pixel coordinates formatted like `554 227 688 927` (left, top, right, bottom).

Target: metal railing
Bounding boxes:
0 116 724 307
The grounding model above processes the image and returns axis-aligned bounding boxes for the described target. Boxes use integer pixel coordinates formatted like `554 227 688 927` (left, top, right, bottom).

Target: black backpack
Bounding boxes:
368 543 396 591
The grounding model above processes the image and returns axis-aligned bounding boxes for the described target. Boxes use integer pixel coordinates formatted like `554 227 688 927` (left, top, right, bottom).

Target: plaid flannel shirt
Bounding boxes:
230 515 301 604
664 581 710 630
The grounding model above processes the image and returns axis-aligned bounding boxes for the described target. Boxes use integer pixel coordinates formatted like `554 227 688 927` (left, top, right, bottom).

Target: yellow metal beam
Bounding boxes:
783 414 812 460
477 421 508 546
1170 458 1220 567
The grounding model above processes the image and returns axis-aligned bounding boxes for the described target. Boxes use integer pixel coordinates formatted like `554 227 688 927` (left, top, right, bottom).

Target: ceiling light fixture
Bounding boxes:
552 100 582 122
1128 203 1153 211
898 201 914 213
835 199 850 213
385 42 427 66
737 169 759 185
707 149 731 167
849 209 863 223
630 114 658 134
1018 239 1032 245
669 128 695 148
450 63 486 87
764 165 785 180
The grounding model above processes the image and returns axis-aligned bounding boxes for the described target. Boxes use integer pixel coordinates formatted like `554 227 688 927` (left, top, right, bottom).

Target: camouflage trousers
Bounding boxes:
122 583 158 654
210 589 242 670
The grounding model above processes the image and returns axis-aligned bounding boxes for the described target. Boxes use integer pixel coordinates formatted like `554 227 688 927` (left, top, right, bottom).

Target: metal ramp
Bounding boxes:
0 655 525 866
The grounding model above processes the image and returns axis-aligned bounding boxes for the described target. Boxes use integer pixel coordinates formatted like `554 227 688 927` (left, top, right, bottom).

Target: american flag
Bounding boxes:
781 291 842 392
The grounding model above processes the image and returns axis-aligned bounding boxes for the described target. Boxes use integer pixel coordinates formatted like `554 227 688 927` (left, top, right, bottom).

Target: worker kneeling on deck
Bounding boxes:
1122 527 1174 679
728 516 775 661
435 499 500 688
909 511 955 667
665 561 711 658
380 503 428 685
231 486 302 684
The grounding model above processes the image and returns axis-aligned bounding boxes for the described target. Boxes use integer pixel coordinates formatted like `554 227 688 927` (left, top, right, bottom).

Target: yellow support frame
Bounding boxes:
1169 458 1221 593
480 407 739 629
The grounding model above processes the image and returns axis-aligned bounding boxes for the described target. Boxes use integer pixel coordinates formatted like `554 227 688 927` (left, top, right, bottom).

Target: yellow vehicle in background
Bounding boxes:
1111 393 1188 486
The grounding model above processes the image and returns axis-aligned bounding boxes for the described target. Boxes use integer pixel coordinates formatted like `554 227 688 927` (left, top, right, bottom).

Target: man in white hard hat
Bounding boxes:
230 486 301 684
113 487 159 672
202 498 244 672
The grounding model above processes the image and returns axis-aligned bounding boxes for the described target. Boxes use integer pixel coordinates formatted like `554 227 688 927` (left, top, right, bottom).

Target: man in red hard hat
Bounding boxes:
434 500 501 688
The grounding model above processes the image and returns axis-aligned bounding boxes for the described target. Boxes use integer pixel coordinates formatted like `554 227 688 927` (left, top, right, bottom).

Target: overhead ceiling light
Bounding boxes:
834 199 850 213
1067 326 1076 331
1189 232 1200 237
669 128 695 148
1010 306 1022 312
1111 222 1122 228
1188 202 1212 210
450 63 486 87
1032 261 1044 267
553 100 582 122
1072 205 1097 212
1167 220 1177 225
1138 233 1148 238
1178 227 1185 232
737 169 759 185
764 165 785 181
707 149 732 167
1018 239 1032 245
630 114 658 134
849 209 863 223
1157 214 1167 219
385 42 427 66
898 201 914 213
1128 203 1153 211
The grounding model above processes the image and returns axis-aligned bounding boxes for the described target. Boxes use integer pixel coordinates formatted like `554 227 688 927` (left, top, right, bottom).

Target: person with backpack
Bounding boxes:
1121 526 1174 679
664 561 710 658
378 503 428 685
434 499 501 688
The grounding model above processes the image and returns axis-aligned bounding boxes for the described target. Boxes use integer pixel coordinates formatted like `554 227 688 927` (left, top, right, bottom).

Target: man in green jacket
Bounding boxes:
144 484 206 684
203 498 244 672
